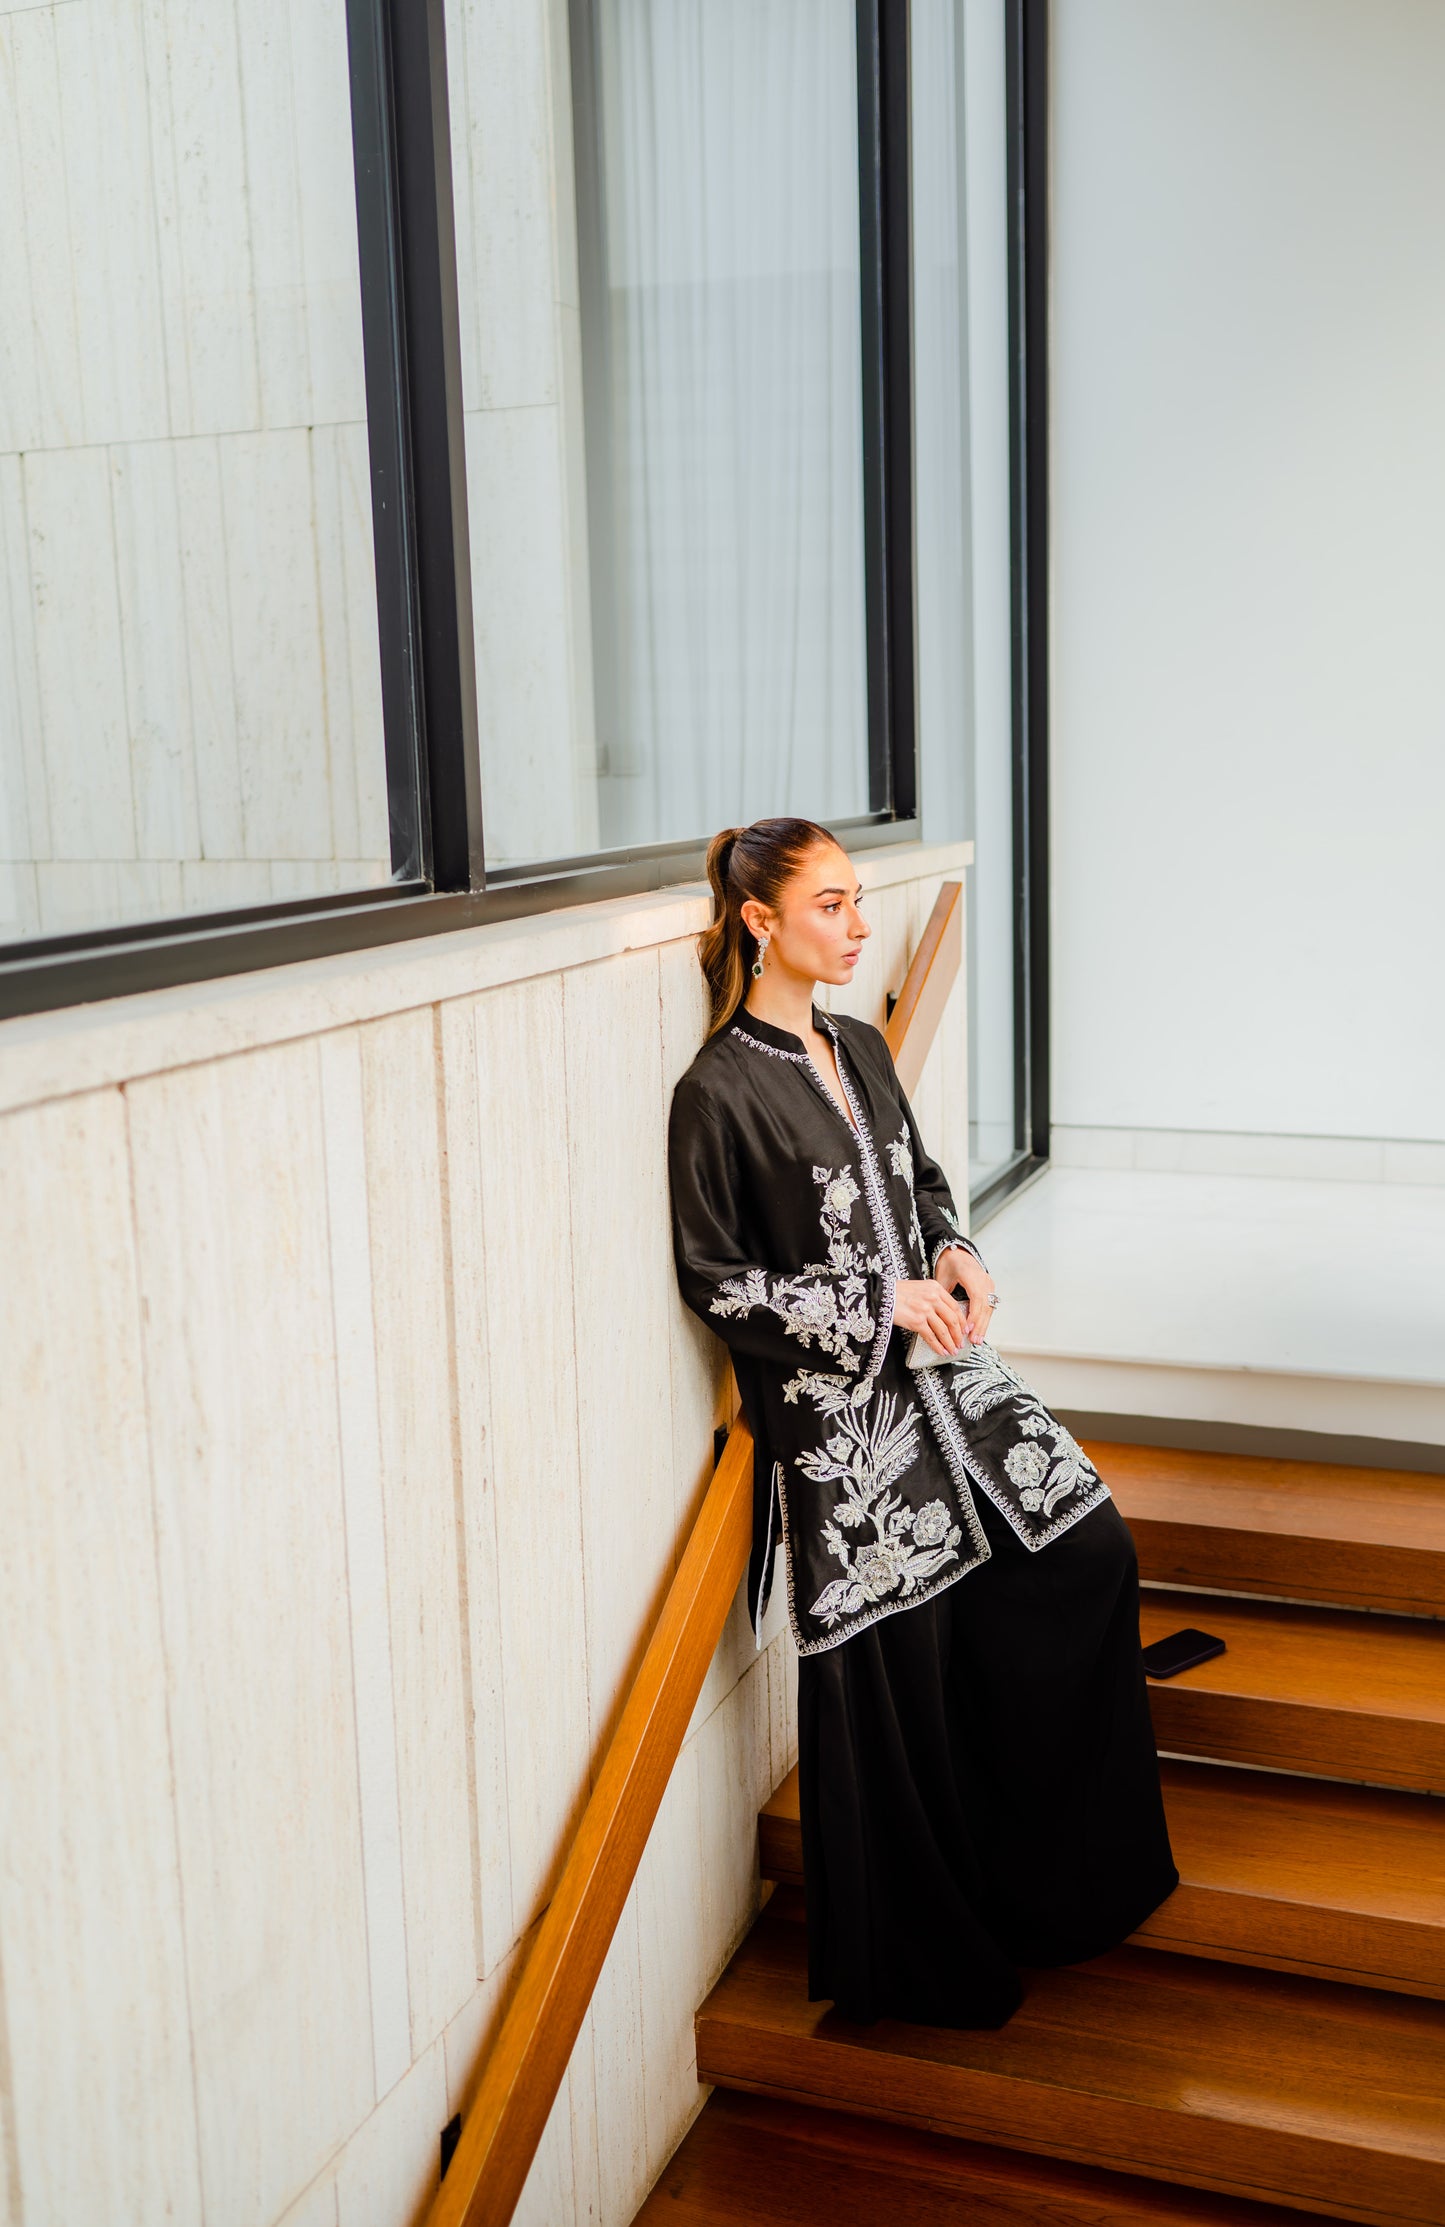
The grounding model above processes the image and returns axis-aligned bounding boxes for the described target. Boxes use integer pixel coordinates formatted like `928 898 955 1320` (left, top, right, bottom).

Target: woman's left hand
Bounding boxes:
934 1245 997 1345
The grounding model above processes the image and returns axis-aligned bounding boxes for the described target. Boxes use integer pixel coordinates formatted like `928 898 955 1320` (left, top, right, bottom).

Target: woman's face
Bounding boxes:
743 842 871 988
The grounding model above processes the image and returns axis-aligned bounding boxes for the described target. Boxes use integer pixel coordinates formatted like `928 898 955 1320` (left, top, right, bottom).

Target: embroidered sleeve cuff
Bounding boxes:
863 1269 897 1378
930 1233 985 1279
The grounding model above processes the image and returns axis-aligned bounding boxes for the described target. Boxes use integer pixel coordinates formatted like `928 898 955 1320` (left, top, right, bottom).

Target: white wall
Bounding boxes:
1051 0 1445 1144
0 838 973 2227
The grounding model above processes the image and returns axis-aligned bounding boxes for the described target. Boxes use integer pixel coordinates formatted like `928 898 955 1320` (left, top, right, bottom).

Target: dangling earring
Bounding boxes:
752 934 768 981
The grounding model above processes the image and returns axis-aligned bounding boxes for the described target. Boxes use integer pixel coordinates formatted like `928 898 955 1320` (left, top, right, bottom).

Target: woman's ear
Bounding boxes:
739 897 771 942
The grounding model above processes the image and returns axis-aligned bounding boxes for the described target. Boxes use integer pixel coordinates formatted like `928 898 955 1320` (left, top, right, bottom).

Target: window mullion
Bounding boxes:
349 0 485 895
856 0 919 823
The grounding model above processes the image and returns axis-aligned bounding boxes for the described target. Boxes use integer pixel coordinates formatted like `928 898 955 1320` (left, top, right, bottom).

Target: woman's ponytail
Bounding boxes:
697 816 835 1038
698 827 749 1040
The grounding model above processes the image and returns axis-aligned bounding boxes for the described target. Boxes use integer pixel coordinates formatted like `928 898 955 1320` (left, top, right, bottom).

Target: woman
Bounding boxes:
666 817 1179 2030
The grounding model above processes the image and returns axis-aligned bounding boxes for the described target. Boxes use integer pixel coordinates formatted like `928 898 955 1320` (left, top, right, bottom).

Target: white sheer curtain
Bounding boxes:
587 0 870 848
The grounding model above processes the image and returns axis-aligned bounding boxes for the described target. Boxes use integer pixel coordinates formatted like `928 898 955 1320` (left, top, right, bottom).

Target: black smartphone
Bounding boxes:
1141 1626 1226 1679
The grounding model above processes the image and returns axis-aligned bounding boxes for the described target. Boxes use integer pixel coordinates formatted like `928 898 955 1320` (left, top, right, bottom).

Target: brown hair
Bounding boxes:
698 817 837 1038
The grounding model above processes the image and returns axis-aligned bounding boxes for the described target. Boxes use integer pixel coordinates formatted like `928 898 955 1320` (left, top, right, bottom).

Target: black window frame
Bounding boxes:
969 0 1050 1224
0 0 1045 1035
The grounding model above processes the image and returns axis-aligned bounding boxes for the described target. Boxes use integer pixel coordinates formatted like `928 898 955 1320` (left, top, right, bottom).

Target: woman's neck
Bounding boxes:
742 974 819 1042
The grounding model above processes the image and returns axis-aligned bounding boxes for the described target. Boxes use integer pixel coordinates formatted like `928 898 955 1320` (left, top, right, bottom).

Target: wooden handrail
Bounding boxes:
886 878 963 1100
430 1425 755 2227
428 880 964 2227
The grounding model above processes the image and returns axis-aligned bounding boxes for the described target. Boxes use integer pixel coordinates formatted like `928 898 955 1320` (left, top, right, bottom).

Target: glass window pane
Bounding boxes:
911 0 1020 1195
446 0 870 871
0 1 392 948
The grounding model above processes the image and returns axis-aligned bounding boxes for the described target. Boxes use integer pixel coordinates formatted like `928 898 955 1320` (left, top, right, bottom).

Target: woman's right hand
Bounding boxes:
891 1276 970 1358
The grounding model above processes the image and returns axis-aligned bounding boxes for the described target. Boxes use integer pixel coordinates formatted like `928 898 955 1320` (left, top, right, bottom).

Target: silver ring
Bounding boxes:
986 1293 1000 1307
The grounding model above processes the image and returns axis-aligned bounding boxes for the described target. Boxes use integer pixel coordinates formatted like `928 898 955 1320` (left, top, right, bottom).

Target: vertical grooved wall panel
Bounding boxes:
466 976 592 1940
563 949 677 1754
438 999 513 1980
318 1028 413 2103
0 1089 202 2227
358 1011 478 2056
129 1045 375 2227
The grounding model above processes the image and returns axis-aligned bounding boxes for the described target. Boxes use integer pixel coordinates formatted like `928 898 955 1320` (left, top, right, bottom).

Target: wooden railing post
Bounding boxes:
885 881 962 1100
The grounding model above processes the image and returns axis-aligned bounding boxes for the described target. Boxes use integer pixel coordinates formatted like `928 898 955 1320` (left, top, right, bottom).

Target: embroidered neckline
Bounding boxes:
731 1009 865 1142
727 1002 824 1054
730 1023 808 1064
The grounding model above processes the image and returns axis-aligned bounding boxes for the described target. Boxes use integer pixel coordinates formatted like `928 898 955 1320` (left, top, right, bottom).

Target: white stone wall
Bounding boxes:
0 837 973 2227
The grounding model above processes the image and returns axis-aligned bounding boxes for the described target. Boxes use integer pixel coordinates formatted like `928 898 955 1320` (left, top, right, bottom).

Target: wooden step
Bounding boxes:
760 1756 1445 1998
1090 1440 1445 1618
696 1894 1445 2227
755 1769 804 1885
636 2088 1347 2226
1138 1588 1445 1791
1132 1761 1445 1996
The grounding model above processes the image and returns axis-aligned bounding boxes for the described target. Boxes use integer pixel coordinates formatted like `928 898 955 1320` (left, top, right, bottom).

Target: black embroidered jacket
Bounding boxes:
666 1002 1110 1654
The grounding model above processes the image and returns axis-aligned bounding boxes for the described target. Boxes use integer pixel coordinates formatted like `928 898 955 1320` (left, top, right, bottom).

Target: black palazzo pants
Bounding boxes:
796 1484 1180 2029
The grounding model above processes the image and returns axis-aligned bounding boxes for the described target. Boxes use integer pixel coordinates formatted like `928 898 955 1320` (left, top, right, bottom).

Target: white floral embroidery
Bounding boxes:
947 1340 1029 1423
883 1127 981 1278
780 1368 963 1630
883 1134 927 1268
728 1009 1103 1628
1005 1441 1049 1495
709 1163 877 1371
1010 1416 1086 1523
816 1021 1100 1554
781 1366 876 1415
819 1164 862 1231
708 1265 873 1370
912 1498 953 1547
947 1347 1096 1517
1008 1413 1093 1517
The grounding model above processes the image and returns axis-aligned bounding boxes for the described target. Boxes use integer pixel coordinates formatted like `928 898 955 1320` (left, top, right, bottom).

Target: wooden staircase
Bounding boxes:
637 1440 1445 2227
